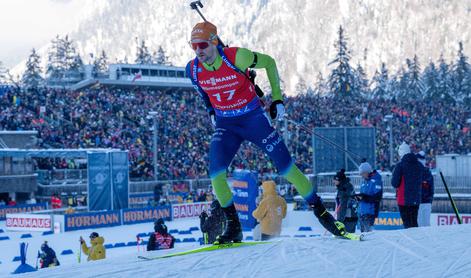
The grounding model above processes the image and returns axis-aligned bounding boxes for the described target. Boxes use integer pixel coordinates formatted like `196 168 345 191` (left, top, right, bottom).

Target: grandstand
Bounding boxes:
0 131 38 202
0 58 470 212
71 64 192 91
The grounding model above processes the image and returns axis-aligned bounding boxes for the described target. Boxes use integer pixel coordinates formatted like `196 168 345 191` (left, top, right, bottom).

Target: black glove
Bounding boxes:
200 211 208 219
269 100 285 120
353 194 363 201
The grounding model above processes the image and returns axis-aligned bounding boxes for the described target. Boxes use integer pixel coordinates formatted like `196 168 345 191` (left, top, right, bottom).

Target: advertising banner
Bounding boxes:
434 213 471 226
64 210 121 231
231 170 258 229
129 193 154 206
122 206 172 225
111 151 129 210
0 203 48 221
374 212 404 230
172 202 211 220
6 213 52 232
88 152 112 211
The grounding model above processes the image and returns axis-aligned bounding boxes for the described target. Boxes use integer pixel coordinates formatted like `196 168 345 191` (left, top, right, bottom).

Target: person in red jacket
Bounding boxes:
51 193 62 209
391 142 424 228
147 218 175 251
7 197 17 206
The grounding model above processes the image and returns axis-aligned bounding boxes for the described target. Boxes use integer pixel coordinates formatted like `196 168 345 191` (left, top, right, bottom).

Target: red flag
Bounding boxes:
132 70 142 82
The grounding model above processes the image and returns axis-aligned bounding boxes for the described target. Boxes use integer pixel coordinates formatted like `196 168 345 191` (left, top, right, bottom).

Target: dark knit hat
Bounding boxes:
333 169 347 182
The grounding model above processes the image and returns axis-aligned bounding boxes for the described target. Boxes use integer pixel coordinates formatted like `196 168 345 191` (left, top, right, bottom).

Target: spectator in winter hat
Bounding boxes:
416 151 434 227
398 142 411 159
333 169 358 233
39 241 60 268
355 162 383 232
147 218 175 251
80 232 106 261
391 142 424 228
200 200 225 244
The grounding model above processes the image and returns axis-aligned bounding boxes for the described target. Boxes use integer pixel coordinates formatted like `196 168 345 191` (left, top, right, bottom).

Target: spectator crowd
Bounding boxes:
0 87 469 180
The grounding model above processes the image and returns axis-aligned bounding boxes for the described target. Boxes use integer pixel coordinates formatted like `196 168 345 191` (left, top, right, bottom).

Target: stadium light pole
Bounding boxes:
384 114 394 169
148 111 159 181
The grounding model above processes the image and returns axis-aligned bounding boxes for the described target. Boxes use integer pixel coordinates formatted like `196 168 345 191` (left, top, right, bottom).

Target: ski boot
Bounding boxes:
214 204 243 245
309 196 347 237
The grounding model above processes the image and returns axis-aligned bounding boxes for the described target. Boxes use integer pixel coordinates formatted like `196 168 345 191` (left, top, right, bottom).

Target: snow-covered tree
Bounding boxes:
436 55 454 102
0 61 6 83
353 63 369 97
93 50 109 75
422 61 439 100
135 39 152 64
315 71 328 96
328 26 355 96
46 35 65 81
63 35 76 69
452 42 471 102
46 35 82 81
153 46 169 65
406 55 425 98
371 63 390 99
21 48 44 89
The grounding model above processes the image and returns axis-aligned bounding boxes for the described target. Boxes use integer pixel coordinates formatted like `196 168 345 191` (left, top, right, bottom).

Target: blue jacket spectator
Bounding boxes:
358 169 383 216
416 151 434 204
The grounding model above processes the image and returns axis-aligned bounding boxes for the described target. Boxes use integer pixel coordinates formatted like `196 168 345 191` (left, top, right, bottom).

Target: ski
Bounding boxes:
138 241 272 260
338 232 365 241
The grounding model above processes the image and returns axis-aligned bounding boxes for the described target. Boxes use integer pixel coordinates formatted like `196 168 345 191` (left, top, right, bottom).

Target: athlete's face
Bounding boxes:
191 39 217 64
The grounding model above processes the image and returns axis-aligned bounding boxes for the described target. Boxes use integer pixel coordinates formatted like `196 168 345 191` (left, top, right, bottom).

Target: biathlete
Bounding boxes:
186 21 349 244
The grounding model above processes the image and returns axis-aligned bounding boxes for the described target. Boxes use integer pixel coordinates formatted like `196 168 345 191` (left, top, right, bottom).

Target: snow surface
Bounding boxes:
1 209 471 278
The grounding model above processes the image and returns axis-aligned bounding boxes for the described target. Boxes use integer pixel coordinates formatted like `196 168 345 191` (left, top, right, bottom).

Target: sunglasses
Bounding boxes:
189 41 210 50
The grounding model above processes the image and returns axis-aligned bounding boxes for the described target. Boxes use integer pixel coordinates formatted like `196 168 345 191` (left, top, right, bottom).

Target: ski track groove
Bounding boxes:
243 243 278 277
441 245 471 278
222 242 279 278
353 244 377 278
391 246 397 278
380 237 431 262
375 249 393 278
398 230 435 255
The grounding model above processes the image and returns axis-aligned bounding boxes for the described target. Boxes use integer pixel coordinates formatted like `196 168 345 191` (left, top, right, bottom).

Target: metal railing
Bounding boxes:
314 172 471 195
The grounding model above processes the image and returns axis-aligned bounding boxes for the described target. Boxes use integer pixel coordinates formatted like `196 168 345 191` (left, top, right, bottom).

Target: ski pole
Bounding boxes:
189 1 226 47
440 171 462 224
36 251 40 269
78 241 81 263
137 236 141 252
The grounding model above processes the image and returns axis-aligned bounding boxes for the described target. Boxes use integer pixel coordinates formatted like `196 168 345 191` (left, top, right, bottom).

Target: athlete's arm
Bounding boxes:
186 62 214 114
234 48 282 102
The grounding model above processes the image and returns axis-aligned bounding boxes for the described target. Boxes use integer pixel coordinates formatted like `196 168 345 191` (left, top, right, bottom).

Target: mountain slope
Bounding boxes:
12 0 471 94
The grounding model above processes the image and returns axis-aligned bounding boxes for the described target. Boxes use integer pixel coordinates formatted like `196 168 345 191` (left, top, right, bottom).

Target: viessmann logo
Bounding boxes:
200 74 237 86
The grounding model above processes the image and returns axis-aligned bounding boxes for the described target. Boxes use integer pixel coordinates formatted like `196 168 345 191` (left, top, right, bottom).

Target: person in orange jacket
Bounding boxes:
252 180 287 240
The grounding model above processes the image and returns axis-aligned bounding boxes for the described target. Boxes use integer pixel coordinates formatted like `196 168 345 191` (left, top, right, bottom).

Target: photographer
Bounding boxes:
200 200 225 244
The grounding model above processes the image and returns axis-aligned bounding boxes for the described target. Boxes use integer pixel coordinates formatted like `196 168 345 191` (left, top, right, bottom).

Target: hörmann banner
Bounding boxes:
64 210 121 231
122 206 172 225
0 203 48 221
